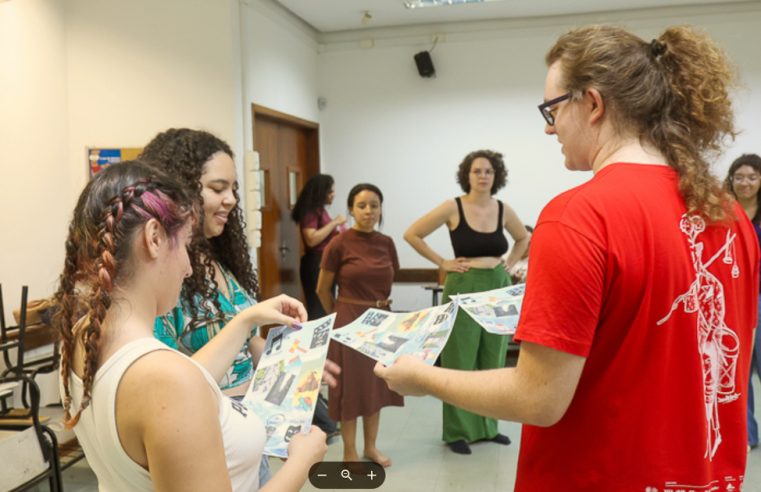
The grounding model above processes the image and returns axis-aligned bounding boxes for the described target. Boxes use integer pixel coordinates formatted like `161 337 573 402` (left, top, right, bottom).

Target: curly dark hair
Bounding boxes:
725 153 761 224
456 150 507 195
140 128 259 323
291 174 334 223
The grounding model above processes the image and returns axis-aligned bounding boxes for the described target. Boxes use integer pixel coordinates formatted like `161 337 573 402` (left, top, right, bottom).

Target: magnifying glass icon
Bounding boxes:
341 469 353 481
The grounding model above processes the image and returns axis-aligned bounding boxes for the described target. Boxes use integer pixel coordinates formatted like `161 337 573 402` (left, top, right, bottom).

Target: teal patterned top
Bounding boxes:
154 266 259 390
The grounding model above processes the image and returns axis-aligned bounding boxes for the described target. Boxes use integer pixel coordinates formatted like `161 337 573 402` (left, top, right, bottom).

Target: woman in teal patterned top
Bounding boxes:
154 263 258 391
142 129 339 401
143 129 267 396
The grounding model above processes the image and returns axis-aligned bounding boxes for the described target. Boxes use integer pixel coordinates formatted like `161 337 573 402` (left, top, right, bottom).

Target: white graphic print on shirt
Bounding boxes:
657 215 741 460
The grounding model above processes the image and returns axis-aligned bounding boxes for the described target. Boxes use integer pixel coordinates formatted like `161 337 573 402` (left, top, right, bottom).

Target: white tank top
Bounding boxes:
61 337 264 491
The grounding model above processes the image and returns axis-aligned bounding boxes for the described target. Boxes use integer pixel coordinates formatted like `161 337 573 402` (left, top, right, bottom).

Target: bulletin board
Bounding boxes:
87 147 142 176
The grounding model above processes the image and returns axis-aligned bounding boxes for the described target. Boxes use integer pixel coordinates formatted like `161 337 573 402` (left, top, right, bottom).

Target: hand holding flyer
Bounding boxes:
243 313 335 457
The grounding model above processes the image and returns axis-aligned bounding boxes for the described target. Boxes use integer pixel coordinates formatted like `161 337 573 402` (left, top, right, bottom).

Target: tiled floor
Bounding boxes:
40 384 761 491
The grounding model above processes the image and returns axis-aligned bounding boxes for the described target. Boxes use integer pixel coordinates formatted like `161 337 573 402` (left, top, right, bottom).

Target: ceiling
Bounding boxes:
275 0 754 33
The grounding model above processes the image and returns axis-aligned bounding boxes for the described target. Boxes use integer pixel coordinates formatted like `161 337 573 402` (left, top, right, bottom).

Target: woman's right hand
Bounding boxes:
243 294 307 328
440 258 470 273
287 425 328 466
333 214 347 227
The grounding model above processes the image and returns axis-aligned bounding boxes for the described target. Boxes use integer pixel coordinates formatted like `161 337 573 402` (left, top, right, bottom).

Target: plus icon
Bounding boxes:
367 470 377 481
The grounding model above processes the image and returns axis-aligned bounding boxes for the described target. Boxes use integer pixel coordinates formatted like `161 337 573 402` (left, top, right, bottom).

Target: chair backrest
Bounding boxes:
0 373 60 491
0 284 28 378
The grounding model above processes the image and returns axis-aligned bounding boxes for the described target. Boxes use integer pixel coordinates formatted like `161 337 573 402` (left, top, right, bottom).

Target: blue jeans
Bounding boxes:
747 295 761 447
259 455 271 486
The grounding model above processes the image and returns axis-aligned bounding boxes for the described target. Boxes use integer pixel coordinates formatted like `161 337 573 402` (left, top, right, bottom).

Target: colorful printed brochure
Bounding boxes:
330 302 458 366
452 283 525 335
243 314 335 458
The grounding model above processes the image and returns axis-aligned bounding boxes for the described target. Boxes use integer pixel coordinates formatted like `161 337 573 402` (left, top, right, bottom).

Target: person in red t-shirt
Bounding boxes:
375 25 759 490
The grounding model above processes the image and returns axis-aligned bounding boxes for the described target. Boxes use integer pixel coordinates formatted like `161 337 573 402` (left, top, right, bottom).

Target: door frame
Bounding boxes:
251 103 320 294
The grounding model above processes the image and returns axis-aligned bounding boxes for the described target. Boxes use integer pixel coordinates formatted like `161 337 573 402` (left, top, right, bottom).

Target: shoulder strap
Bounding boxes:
455 197 465 219
497 200 504 228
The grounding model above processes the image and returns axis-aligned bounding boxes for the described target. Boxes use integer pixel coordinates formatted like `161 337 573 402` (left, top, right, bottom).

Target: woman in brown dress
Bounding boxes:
316 183 402 467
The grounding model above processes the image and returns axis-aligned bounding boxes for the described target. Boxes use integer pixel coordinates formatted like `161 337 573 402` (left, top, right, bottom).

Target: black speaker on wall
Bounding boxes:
414 51 435 78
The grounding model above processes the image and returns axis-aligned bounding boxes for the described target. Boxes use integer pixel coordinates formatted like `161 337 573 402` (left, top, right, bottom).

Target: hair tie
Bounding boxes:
650 39 667 58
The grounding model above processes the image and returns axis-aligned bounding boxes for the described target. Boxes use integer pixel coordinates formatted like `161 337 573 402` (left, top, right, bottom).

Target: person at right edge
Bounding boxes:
725 153 761 452
375 25 759 489
404 150 530 454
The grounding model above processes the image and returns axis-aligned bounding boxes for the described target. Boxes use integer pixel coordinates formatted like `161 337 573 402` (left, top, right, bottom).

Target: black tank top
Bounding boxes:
449 197 509 258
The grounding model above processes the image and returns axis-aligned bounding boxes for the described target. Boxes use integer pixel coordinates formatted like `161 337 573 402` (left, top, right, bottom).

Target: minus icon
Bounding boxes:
317 474 327 477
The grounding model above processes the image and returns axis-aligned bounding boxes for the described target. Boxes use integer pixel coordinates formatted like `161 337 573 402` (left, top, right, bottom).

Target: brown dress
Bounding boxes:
321 228 404 421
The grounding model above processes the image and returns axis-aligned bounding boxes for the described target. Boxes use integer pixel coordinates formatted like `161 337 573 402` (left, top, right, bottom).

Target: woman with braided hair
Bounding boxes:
376 25 758 488
54 161 327 491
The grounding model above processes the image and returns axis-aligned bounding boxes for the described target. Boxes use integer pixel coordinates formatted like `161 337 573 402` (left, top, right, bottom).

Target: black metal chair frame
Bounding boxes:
0 285 60 408
0 373 62 491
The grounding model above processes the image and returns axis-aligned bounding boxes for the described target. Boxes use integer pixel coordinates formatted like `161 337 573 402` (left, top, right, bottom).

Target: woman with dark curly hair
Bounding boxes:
725 153 761 451
378 25 758 489
140 129 339 485
291 174 346 320
140 128 264 396
403 149 530 454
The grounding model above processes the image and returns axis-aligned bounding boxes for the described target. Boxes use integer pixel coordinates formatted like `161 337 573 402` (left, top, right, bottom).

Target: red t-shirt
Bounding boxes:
514 164 759 491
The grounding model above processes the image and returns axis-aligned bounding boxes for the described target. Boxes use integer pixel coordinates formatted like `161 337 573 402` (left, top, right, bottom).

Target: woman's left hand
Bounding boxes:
501 256 514 272
245 294 307 328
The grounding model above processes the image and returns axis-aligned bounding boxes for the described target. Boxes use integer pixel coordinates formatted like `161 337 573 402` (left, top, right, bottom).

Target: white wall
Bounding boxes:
0 0 243 322
316 5 761 310
240 0 320 153
64 0 241 189
2 0 244 402
0 0 69 320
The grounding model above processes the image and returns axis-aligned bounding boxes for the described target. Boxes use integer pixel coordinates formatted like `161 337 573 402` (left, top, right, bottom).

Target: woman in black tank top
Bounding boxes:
404 150 530 454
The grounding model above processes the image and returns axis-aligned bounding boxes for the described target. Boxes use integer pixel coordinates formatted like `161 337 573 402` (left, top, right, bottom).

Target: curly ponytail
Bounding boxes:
546 24 737 222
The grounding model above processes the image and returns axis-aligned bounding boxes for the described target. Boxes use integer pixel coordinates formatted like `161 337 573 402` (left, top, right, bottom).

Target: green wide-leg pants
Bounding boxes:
441 265 510 443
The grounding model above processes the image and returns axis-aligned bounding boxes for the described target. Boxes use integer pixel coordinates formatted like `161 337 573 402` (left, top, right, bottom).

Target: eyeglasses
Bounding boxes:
538 93 571 126
470 168 494 177
732 174 761 184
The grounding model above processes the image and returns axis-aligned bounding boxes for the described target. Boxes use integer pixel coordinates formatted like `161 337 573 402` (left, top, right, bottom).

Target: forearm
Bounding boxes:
316 289 334 314
504 237 530 269
304 223 336 248
404 234 444 267
414 344 583 427
248 335 266 368
415 365 550 425
191 316 257 383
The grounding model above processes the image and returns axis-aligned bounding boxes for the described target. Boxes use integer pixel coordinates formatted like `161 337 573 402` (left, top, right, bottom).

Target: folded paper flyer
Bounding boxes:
452 283 525 335
330 302 458 366
243 313 335 457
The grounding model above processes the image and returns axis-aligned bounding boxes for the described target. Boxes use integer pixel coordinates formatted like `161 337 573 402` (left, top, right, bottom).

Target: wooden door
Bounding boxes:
253 105 319 303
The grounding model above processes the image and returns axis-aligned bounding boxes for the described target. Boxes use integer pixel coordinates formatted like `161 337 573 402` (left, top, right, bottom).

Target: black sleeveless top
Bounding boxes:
449 197 509 258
